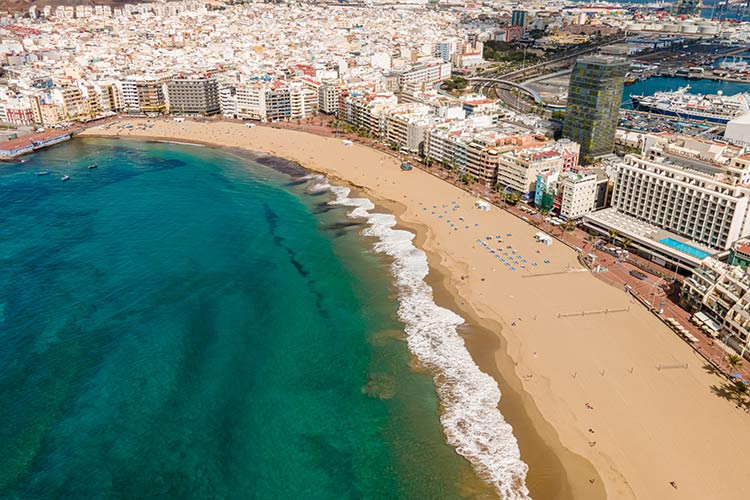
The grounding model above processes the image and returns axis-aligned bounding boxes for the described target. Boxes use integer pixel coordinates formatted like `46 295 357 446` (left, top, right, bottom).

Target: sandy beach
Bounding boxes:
80 119 750 500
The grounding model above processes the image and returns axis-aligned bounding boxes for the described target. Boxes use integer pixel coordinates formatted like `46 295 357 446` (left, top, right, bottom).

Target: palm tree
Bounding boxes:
608 229 620 245
504 191 520 206
727 354 743 373
560 220 577 240
621 237 632 250
539 209 550 229
734 380 749 408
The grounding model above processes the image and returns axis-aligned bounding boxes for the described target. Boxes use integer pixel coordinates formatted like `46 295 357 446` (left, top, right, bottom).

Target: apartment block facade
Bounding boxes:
119 75 170 114
318 83 340 115
681 258 750 357
496 140 580 195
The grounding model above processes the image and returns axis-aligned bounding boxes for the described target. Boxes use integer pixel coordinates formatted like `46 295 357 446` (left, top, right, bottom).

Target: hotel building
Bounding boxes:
584 134 750 271
167 76 220 116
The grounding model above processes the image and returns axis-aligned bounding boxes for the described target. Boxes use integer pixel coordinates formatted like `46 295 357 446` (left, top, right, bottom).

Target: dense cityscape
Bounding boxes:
3 0 750 499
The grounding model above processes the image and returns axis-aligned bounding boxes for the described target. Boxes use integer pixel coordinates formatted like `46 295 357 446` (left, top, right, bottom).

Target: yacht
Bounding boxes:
630 86 750 124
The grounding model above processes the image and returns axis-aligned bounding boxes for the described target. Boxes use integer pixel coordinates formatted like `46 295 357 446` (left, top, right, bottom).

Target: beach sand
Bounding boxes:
80 119 750 499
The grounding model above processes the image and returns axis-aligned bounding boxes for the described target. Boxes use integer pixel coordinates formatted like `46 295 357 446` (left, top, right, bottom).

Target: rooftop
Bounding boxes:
585 207 716 264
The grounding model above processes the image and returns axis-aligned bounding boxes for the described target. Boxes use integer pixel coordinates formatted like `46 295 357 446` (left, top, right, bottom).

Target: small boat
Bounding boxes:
87 164 97 169
61 175 70 182
36 171 50 176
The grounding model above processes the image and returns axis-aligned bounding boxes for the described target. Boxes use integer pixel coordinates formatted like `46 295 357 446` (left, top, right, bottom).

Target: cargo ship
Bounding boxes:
629 86 750 124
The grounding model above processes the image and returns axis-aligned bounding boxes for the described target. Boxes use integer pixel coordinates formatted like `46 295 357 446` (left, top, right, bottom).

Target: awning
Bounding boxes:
693 312 708 325
694 311 722 332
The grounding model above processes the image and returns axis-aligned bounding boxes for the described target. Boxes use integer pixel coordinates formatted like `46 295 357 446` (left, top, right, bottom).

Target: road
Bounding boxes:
489 35 626 83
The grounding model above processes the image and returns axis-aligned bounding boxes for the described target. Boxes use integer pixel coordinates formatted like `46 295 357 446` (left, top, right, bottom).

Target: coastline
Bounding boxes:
375 196 602 500
78 119 750 500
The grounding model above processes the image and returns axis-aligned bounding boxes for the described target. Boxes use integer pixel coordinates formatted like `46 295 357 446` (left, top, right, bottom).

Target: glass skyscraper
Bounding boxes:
562 56 629 163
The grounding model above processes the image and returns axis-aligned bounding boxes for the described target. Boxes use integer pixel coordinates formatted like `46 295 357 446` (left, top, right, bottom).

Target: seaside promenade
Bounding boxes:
79 118 750 500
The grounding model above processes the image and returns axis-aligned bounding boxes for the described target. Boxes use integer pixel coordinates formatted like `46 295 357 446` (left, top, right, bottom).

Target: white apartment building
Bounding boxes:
236 84 266 121
117 75 170 115
384 105 433 153
391 59 452 92
119 80 139 113
339 92 398 136
560 172 598 219
318 84 340 115
425 124 470 171
234 81 315 122
287 81 317 119
610 136 750 251
496 141 580 195
681 257 750 358
220 86 237 119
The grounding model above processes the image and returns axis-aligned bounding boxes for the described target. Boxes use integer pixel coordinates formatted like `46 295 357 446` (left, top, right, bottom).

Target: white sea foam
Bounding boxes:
307 176 532 500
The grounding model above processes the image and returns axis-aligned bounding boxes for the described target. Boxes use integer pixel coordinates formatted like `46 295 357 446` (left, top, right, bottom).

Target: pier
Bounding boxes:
0 129 72 160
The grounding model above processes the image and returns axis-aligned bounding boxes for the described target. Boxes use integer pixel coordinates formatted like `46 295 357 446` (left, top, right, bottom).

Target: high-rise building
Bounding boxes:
219 86 237 119
119 75 170 114
563 56 629 162
671 0 701 16
167 76 220 116
511 10 528 29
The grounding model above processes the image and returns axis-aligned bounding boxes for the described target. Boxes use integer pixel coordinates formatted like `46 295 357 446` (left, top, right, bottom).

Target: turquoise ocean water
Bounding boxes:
0 138 500 500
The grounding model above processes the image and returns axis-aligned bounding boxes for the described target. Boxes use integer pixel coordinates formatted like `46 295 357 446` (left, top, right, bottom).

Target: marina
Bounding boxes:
629 85 750 123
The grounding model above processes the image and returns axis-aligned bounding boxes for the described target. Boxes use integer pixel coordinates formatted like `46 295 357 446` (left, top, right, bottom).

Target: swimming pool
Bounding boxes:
659 237 712 260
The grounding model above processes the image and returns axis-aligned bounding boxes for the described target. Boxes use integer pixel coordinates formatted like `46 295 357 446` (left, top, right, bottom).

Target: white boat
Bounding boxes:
61 175 70 182
630 86 750 124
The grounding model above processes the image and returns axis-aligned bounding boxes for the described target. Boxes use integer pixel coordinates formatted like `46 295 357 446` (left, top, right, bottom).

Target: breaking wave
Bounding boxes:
305 175 531 499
